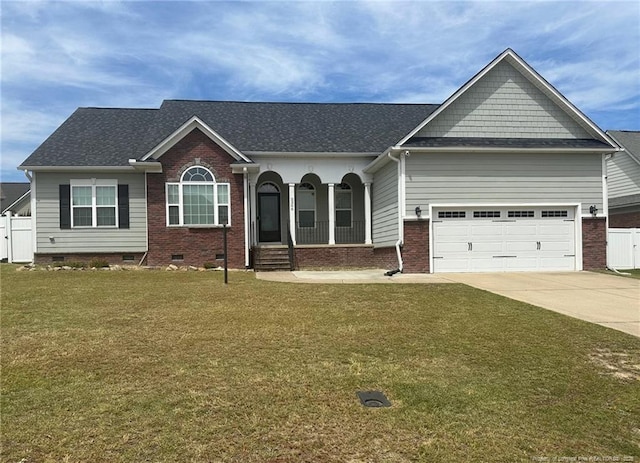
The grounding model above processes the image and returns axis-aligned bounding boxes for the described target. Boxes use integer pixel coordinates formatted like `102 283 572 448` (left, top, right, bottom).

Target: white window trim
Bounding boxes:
297 183 316 228
165 167 231 227
335 183 353 228
70 179 118 228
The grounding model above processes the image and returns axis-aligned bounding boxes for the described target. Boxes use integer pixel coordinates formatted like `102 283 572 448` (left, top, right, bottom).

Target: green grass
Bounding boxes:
2 265 639 462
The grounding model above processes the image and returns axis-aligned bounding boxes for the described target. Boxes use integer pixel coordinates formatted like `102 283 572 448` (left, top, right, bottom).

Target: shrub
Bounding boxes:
89 258 110 269
203 262 217 269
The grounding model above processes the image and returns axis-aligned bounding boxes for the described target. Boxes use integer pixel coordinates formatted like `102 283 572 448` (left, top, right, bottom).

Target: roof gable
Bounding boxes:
141 116 251 163
399 49 617 148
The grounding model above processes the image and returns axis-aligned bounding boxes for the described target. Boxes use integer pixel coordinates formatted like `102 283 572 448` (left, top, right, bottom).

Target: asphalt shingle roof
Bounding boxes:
1 182 30 213
608 130 640 163
21 101 439 168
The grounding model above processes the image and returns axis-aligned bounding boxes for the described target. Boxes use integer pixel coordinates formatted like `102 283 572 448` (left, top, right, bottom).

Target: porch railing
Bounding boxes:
296 221 366 245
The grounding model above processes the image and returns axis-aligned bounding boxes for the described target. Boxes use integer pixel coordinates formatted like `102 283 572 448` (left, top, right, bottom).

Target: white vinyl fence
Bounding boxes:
608 228 640 270
1 212 33 263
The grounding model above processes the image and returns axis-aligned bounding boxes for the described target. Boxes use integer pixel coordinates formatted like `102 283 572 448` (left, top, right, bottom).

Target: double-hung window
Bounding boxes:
166 166 230 226
70 180 117 227
335 183 352 227
297 183 316 228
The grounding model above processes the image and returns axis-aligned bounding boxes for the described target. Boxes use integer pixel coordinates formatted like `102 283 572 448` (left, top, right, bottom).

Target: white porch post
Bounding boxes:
328 183 335 245
364 182 372 244
288 183 296 245
243 168 250 267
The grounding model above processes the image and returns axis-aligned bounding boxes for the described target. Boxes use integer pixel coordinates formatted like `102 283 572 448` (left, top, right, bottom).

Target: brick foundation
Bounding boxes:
609 211 640 228
294 245 397 270
34 252 146 266
146 129 246 268
402 220 430 273
582 217 606 270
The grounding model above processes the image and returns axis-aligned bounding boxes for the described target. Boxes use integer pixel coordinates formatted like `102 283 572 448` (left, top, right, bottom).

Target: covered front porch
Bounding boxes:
250 171 372 247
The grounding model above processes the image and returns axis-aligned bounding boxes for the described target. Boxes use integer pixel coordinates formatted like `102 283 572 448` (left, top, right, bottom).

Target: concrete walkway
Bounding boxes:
257 270 640 337
256 269 453 284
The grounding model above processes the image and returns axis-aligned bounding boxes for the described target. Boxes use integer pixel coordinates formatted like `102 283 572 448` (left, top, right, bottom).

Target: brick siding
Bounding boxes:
294 246 397 270
402 220 430 273
146 128 246 268
609 211 640 228
582 217 606 270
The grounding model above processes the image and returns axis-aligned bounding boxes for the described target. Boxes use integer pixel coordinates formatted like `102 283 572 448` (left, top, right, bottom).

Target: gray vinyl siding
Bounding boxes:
371 161 399 246
417 61 591 139
404 153 603 216
35 172 147 253
607 152 640 199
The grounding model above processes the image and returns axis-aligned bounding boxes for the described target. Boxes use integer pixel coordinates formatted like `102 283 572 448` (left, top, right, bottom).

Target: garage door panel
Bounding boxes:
505 224 537 236
473 241 505 253
436 242 470 253
471 259 504 271
505 257 538 271
505 241 537 253
539 256 574 270
540 241 573 252
470 224 503 237
434 224 469 239
432 207 576 273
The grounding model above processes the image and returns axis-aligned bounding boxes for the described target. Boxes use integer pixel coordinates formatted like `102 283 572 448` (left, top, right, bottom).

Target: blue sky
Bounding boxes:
2 0 639 182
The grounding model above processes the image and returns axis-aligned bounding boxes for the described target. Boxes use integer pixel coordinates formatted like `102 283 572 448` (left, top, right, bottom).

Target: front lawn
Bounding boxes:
2 265 639 462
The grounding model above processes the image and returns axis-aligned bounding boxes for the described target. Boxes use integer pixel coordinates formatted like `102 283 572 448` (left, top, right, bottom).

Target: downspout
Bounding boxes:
386 151 404 274
603 153 613 270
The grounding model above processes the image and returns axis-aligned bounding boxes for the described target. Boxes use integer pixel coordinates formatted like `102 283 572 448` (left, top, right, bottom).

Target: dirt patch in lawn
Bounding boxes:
589 348 640 381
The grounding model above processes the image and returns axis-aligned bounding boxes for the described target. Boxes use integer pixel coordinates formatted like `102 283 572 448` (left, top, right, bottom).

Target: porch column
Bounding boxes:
243 169 250 267
364 182 372 245
288 183 296 245
328 183 335 245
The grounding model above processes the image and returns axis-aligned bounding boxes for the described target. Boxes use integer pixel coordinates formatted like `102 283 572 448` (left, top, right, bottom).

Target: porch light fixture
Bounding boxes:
589 205 598 216
415 206 422 218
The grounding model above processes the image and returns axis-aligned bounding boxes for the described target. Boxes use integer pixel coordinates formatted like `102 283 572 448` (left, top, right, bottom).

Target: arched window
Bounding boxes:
258 182 279 193
297 182 315 228
335 182 352 227
166 166 230 226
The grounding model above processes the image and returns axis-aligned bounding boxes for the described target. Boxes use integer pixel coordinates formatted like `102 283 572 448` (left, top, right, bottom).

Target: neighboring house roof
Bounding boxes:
1 182 30 214
20 102 439 168
607 130 640 165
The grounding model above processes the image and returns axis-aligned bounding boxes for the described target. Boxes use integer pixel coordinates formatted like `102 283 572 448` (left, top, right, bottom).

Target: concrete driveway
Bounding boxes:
443 272 640 338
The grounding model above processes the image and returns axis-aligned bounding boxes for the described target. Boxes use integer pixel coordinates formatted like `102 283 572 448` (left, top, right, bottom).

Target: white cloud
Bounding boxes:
0 0 639 180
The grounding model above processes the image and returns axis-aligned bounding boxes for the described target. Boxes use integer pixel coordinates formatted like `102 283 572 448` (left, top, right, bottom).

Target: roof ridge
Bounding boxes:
161 99 438 106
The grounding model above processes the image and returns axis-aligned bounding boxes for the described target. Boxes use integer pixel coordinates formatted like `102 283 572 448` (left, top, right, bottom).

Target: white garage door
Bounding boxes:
432 207 576 273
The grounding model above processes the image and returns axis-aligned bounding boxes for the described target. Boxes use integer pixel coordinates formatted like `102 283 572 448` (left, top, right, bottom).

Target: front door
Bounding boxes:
258 192 281 242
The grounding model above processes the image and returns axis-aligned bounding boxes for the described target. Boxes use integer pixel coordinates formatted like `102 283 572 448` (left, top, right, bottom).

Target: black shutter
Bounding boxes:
118 184 129 229
59 184 71 229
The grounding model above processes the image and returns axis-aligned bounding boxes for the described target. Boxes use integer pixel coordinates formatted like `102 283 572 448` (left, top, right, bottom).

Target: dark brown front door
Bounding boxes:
258 192 281 242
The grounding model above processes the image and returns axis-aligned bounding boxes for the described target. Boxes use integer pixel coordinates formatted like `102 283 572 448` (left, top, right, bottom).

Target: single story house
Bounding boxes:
606 131 640 228
18 49 620 273
1 183 31 216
